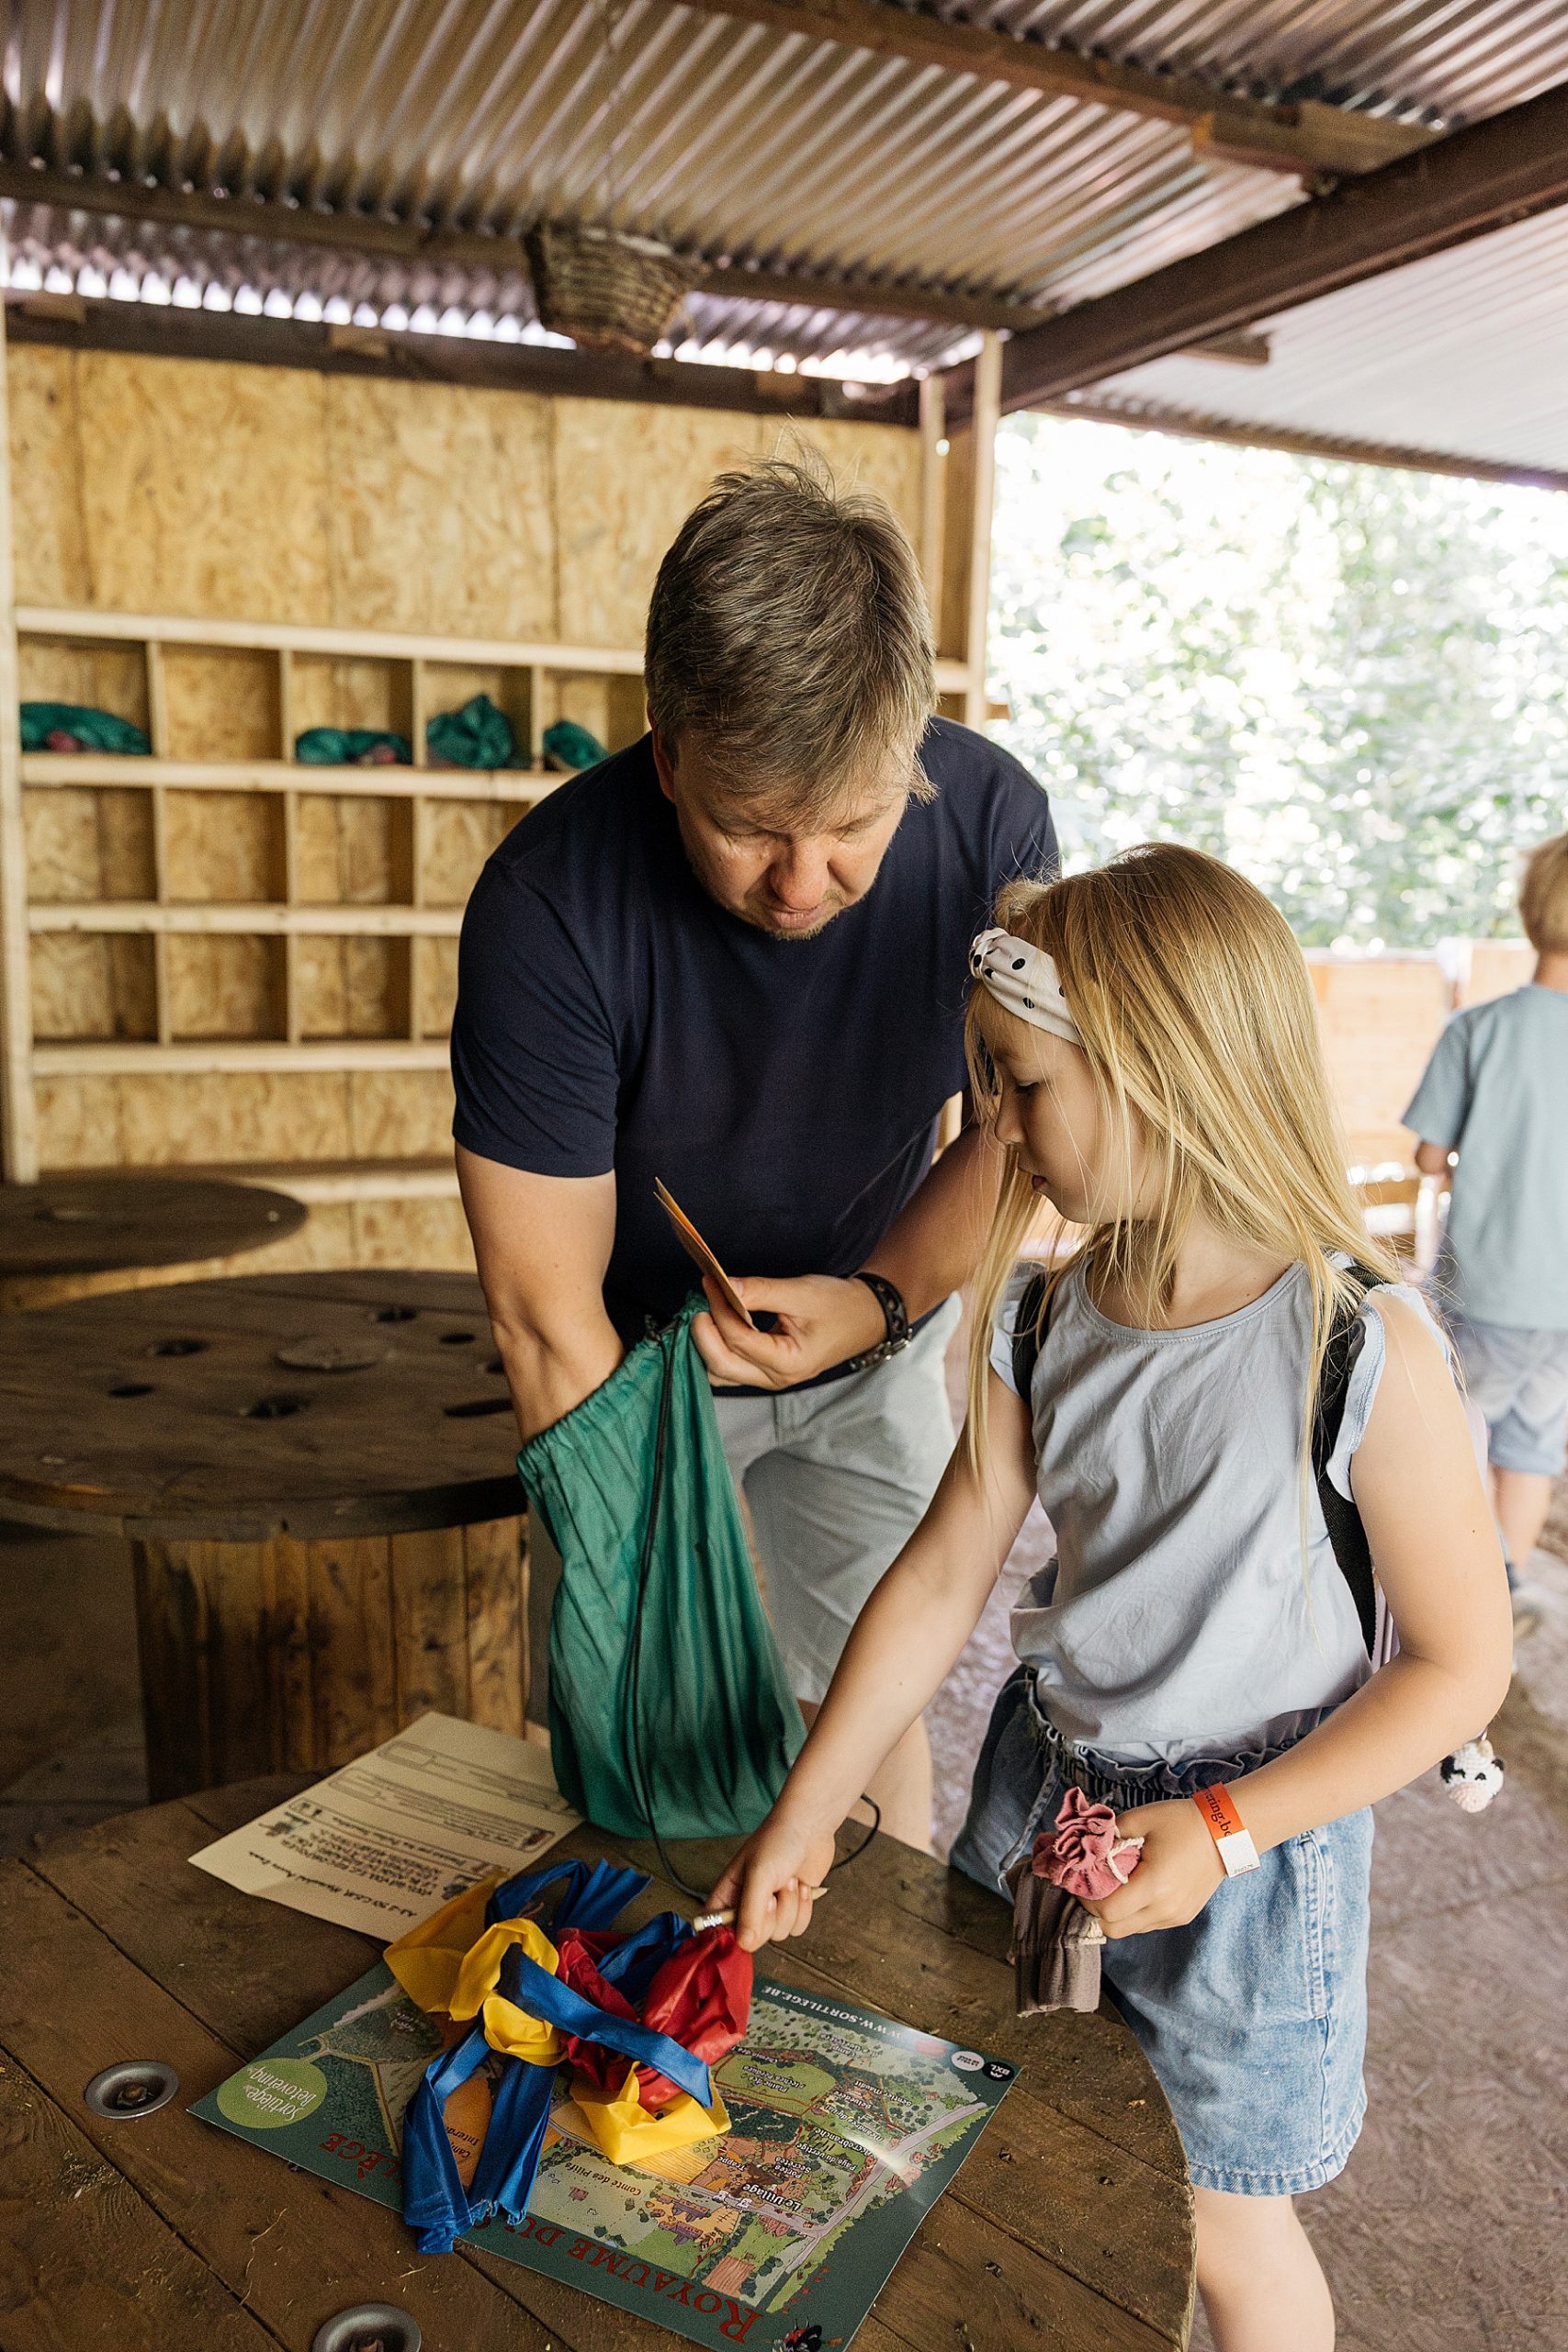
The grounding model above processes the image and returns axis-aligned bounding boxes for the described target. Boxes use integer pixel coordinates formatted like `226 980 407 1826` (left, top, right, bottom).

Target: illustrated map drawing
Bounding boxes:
195 1958 1015 2348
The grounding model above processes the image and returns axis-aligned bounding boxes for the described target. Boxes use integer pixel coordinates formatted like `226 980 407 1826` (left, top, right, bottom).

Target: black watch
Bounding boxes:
845 1271 912 1371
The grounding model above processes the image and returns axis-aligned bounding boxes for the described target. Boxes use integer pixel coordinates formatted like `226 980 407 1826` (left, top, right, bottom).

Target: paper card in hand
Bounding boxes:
653 1180 755 1328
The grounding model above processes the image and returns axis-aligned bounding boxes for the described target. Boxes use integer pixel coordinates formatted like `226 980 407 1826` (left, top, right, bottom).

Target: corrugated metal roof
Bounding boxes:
1059 202 1568 483
2 0 1303 329
0 193 972 378
954 2 1568 121
6 1 1568 468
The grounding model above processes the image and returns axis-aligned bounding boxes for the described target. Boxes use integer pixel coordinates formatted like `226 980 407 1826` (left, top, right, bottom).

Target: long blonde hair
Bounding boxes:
965 843 1398 1469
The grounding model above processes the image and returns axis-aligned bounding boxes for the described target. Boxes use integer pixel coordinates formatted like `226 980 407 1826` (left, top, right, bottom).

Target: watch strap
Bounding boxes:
845 1271 911 1370
1192 1783 1261 1877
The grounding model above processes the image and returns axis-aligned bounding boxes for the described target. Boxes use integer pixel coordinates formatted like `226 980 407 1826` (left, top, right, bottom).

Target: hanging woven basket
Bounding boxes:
525 221 693 356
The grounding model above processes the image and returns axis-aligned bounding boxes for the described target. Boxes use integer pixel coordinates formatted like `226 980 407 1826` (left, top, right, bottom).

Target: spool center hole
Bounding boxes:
243 1393 312 1419
149 1337 208 1357
108 1382 155 1398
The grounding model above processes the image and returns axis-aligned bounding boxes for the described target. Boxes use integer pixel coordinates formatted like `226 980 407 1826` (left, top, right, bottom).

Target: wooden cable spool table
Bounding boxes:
0 1272 528 1800
0 1776 1196 2351
0 1171 309 1311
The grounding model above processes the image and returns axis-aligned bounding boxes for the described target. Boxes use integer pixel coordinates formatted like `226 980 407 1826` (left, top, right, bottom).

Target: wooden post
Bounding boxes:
919 373 946 623
529 662 547 766
0 268 36 1180
144 641 173 1046
963 331 1002 730
406 792 426 1043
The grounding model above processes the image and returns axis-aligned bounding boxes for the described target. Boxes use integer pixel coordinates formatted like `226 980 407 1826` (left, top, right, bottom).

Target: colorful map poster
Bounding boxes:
194 1959 1015 2349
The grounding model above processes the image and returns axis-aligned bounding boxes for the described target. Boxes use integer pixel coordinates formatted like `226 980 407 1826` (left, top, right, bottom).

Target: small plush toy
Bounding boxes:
1439 1734 1506 1814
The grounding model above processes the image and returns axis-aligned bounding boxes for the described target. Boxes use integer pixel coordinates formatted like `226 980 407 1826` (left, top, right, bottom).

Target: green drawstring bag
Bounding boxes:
294 726 412 765
426 693 517 770
515 1298 805 1841
541 718 608 772
21 703 150 754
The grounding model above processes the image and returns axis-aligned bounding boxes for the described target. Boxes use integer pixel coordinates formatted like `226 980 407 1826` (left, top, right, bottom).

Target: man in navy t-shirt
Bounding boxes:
454 458 1055 1847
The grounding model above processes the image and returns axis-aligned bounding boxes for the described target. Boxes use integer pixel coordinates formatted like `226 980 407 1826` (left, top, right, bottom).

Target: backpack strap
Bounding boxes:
1010 1262 1055 1404
1311 1261 1383 1657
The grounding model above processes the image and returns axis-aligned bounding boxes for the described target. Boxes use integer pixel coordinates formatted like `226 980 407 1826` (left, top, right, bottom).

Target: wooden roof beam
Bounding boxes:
0 163 1261 356
950 74 1568 419
674 0 1437 178
0 161 1037 332
0 172 1280 372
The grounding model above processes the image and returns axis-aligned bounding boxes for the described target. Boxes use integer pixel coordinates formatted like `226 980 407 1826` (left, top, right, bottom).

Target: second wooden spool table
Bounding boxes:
0 1170 308 1311
0 1270 528 1799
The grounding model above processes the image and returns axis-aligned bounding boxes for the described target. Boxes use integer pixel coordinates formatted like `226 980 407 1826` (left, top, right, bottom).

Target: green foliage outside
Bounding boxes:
988 413 1568 945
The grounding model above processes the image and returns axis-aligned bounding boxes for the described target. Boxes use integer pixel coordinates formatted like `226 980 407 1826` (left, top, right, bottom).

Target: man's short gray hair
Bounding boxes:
645 456 936 818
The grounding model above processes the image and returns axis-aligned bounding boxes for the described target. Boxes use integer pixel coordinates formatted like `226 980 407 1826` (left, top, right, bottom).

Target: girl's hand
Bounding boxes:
1081 1798 1226 1939
705 1812 840 1952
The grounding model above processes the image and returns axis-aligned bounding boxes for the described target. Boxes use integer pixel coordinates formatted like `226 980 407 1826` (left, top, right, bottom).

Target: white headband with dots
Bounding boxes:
969 927 1080 1046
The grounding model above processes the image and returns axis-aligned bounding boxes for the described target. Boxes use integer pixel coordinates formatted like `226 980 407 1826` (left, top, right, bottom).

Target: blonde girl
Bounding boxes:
705 843 1511 2352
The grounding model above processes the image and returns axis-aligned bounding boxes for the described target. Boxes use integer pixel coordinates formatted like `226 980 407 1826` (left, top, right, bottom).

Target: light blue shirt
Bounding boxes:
987 1261 1420 1765
1403 985 1568 1331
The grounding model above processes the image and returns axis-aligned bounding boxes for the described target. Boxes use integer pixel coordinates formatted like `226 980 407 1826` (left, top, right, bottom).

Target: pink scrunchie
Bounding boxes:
1032 1785 1144 1901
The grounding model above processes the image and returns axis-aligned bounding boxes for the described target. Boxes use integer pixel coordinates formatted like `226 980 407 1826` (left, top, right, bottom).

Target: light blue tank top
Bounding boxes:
989 1257 1433 1767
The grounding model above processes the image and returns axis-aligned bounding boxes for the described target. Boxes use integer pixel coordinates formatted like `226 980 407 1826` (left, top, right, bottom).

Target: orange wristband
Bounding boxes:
1192 1783 1261 1877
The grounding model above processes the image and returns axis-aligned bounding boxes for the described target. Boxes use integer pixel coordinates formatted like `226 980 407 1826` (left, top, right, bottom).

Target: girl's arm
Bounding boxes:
708 1368 1037 1951
1094 1293 1514 1938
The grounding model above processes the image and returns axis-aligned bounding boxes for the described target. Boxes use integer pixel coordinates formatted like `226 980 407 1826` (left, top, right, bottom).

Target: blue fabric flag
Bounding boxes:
401 1852 705 2253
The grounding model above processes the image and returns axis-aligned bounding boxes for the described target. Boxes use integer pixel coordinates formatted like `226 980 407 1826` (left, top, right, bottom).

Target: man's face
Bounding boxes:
651 729 912 940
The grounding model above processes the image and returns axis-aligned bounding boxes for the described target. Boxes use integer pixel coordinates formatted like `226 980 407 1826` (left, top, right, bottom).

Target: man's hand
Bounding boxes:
692 1272 886 1390
1079 1799 1226 1939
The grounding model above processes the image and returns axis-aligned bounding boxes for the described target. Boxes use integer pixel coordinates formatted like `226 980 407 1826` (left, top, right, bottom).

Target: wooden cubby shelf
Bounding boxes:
6 605 660 1122
20 754 558 803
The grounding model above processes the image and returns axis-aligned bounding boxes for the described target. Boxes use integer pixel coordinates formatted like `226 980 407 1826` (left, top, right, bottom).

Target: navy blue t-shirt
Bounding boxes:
452 719 1056 1348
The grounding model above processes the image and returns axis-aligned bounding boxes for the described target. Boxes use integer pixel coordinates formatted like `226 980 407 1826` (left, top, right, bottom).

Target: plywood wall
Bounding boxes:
10 344 922 1249
1461 940 1533 1008
10 347 922 642
1309 956 1452 1168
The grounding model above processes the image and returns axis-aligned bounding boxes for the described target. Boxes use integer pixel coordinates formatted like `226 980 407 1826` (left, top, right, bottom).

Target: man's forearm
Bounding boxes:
863 1125 999 1321
491 1307 624 1444
456 1148 623 1443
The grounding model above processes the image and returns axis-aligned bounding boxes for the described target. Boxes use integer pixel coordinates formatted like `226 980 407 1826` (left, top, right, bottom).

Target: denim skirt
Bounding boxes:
953 1668 1373 2198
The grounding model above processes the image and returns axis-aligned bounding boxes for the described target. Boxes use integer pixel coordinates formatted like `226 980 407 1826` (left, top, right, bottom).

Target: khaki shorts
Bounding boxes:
1452 1314 1568 1478
526 1296 960 1719
712 1294 961 1703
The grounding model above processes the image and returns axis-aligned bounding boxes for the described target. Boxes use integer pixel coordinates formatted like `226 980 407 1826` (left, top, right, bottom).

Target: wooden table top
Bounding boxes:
0 1271 525 1541
0 1776 1194 2352
0 1172 307 1279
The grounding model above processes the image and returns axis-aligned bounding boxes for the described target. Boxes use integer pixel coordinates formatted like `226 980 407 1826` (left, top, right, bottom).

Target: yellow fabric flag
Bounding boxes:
573 2064 731 2167
388 1892 564 2069
384 1876 502 2014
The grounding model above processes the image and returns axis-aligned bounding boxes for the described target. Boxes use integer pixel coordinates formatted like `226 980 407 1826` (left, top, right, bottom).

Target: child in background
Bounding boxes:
1405 831 1568 1633
705 845 1510 2352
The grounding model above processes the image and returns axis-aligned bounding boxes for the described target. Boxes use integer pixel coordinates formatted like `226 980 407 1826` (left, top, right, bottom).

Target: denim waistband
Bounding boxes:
1022 1672 1334 1809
